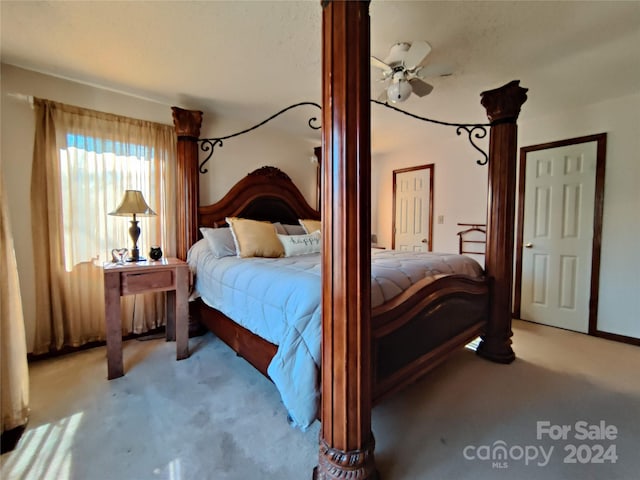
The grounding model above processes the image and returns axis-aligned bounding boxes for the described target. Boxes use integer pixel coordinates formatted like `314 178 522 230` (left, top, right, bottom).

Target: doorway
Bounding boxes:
514 134 606 333
392 164 434 251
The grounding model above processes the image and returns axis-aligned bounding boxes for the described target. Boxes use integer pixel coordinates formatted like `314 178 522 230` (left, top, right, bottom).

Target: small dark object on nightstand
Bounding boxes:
149 246 163 260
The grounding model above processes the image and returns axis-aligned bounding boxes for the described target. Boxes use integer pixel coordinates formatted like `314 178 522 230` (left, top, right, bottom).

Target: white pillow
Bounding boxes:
277 231 322 257
199 227 237 258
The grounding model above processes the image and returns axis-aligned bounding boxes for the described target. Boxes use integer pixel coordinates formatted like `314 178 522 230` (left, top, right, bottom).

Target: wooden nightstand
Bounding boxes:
103 258 190 379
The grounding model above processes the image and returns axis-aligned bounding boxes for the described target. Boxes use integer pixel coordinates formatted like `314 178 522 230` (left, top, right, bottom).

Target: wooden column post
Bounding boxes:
314 1 378 479
476 80 528 363
171 107 203 261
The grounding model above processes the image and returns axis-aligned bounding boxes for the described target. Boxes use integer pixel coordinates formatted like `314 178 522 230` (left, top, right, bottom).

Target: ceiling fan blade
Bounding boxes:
409 78 434 97
416 63 454 79
377 89 389 103
403 40 431 70
371 56 392 72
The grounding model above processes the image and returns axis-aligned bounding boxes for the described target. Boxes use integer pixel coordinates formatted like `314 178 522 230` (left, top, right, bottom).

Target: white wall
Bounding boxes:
0 64 318 352
371 92 639 340
198 118 319 207
371 130 488 253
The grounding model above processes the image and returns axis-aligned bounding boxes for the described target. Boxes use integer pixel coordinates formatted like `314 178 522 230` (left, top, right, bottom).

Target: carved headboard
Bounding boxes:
199 166 320 228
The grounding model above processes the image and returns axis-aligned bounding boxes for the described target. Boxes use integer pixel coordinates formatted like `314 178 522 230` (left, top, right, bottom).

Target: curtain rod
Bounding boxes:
6 93 34 107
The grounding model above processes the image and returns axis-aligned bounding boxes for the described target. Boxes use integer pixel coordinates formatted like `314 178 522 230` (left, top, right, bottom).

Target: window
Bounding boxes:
59 134 156 271
31 98 177 352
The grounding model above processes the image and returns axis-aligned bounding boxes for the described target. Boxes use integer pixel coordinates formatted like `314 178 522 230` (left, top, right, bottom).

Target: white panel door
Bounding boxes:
394 168 431 252
520 141 597 332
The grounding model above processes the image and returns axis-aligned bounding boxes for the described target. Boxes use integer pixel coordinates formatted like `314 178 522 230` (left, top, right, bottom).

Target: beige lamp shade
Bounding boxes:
109 190 156 217
109 190 156 262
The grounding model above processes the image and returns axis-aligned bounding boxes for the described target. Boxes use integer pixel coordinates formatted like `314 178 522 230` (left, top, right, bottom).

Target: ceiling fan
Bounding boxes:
371 40 449 104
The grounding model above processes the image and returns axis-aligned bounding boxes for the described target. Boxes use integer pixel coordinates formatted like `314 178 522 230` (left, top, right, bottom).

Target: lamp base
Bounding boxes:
126 256 146 262
126 246 145 262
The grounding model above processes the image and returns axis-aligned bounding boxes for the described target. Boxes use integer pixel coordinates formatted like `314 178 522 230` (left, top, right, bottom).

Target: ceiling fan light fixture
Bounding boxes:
387 79 412 103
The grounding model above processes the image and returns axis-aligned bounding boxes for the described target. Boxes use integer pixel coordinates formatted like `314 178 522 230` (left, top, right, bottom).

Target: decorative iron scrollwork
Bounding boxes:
199 138 223 174
455 126 489 165
197 102 321 174
371 99 490 165
196 99 492 173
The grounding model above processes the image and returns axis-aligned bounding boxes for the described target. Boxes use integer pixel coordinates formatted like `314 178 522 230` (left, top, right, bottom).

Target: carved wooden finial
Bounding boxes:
480 80 528 123
248 166 291 181
171 107 203 138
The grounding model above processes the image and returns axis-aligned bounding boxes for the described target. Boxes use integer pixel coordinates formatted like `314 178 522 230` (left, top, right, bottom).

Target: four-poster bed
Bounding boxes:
183 165 489 429
172 2 527 478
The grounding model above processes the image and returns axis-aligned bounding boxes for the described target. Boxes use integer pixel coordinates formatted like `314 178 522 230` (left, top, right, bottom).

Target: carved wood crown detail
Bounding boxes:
247 166 291 181
171 106 203 138
480 80 528 123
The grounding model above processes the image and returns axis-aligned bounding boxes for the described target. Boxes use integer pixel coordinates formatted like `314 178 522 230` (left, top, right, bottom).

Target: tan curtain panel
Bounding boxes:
1 161 30 432
31 99 176 354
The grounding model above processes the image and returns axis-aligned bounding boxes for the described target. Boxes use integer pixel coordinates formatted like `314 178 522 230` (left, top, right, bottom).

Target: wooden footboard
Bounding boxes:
371 275 489 401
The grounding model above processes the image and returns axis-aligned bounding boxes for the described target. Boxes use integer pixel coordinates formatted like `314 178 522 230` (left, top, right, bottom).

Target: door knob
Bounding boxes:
421 238 428 244
525 243 533 248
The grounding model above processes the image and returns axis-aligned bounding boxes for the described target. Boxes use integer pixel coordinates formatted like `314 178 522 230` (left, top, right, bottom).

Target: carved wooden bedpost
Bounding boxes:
172 107 203 260
476 81 528 363
314 1 378 479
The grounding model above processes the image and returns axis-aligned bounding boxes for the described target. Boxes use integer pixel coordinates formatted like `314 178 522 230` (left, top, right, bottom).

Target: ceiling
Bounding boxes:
2 1 639 146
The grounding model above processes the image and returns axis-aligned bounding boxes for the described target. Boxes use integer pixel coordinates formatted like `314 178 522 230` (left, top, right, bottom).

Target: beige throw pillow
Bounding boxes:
226 217 284 258
299 218 321 234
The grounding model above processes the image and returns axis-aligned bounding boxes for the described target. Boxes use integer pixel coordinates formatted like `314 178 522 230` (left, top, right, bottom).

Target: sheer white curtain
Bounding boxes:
31 99 176 354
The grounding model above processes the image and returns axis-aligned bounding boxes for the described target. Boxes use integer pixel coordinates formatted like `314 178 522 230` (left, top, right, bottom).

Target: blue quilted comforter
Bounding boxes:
187 239 482 429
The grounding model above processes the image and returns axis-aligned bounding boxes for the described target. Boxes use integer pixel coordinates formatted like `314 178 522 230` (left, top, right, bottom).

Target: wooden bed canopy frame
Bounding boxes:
171 3 527 478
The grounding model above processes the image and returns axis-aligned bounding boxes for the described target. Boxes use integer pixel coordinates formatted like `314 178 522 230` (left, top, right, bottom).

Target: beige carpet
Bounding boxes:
1 320 639 480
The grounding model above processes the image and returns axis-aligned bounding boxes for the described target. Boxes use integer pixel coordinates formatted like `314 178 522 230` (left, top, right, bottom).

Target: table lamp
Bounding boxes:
109 190 156 262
